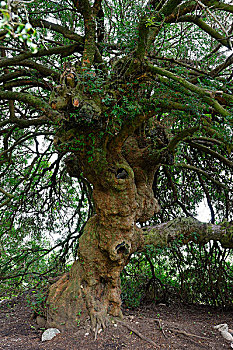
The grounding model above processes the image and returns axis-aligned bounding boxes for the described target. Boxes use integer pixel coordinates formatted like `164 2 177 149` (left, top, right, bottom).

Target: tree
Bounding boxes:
1 0 233 334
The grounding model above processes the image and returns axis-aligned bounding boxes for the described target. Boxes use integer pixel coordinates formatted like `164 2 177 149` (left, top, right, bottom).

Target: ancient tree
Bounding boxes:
1 0 233 333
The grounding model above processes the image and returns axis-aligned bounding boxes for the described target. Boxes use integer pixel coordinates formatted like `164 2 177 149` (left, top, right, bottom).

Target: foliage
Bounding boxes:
122 243 233 308
0 1 38 52
0 224 58 298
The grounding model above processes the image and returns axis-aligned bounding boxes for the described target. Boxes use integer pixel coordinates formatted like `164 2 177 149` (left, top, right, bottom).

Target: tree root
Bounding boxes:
90 311 109 340
116 320 157 348
155 318 167 338
169 327 210 340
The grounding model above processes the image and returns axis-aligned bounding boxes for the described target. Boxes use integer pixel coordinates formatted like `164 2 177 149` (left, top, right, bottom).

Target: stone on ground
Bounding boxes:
42 328 60 341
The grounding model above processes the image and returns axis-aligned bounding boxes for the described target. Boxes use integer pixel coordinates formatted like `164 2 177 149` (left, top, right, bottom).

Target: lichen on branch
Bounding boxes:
142 217 233 249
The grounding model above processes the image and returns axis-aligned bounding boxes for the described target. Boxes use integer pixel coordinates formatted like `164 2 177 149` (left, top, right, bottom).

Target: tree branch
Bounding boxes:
0 187 14 198
178 15 232 49
3 79 52 90
202 0 233 14
0 70 28 83
145 61 231 117
137 0 184 58
0 90 59 120
29 19 84 44
167 127 199 152
210 53 233 77
142 217 233 249
4 59 60 81
175 162 229 190
73 0 96 67
188 140 233 168
0 44 83 68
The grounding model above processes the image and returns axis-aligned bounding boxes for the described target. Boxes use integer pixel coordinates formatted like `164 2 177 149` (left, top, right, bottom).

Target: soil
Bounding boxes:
0 293 233 350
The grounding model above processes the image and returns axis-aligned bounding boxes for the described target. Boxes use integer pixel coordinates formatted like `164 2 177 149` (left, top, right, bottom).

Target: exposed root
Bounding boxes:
155 318 167 338
116 320 157 348
90 311 109 340
169 327 210 340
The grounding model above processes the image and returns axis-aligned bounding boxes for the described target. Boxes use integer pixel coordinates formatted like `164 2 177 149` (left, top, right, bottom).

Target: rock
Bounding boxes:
221 330 233 342
42 328 60 341
214 324 233 342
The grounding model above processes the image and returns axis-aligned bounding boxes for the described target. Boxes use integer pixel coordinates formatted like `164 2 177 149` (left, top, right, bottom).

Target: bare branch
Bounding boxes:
175 162 229 189
0 90 59 121
178 15 232 49
188 140 233 168
202 0 233 14
0 44 83 68
29 19 84 44
145 61 231 117
143 217 233 249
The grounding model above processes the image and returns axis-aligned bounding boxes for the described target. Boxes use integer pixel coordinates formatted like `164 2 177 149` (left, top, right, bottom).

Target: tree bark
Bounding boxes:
46 127 161 332
143 217 233 249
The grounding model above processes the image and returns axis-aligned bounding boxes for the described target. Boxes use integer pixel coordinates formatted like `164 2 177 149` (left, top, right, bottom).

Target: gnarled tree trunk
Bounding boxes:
45 65 233 332
46 130 160 332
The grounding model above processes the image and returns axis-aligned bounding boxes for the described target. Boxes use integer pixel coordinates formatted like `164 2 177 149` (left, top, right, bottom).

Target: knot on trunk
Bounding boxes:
115 241 130 254
109 240 131 261
116 168 129 179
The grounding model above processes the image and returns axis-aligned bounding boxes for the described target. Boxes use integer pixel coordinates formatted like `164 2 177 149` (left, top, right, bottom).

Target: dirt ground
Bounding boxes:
0 294 233 350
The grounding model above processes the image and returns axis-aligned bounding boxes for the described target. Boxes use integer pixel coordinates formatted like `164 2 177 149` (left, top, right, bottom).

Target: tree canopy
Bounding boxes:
1 0 233 332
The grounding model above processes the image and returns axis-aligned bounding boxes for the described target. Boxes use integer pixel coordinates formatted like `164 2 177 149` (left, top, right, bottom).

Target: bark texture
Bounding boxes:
143 217 233 248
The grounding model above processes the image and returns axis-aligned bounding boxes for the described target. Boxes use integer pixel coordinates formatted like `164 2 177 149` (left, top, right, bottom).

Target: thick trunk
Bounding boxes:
46 203 233 332
46 65 162 332
47 215 138 331
45 149 233 332
46 215 126 331
46 150 160 332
